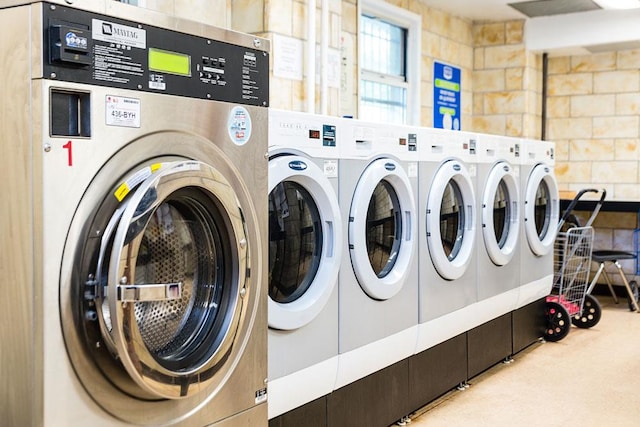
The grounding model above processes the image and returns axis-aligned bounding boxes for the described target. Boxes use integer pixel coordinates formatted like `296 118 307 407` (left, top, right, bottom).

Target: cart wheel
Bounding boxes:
544 301 571 342
572 294 601 328
627 281 639 311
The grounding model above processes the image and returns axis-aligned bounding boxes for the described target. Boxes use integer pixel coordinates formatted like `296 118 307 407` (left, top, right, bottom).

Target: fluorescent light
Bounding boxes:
594 0 640 9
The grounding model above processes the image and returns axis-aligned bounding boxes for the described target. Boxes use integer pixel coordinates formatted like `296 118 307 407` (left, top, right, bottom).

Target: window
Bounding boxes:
359 1 421 125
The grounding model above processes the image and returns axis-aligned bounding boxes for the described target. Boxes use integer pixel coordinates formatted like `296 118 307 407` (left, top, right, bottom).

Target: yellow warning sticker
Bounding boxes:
113 163 164 202
114 182 130 202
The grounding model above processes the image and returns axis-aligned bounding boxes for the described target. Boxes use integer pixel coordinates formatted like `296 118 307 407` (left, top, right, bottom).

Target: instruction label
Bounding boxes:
434 61 461 131
92 19 146 84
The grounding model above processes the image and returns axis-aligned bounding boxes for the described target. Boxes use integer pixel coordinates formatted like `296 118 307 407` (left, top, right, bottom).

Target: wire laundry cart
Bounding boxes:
544 189 606 342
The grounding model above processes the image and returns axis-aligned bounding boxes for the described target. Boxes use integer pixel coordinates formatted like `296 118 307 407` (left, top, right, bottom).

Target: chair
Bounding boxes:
588 250 640 312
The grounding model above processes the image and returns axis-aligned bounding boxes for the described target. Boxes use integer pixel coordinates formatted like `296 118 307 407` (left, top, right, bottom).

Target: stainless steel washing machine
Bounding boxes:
0 2 269 425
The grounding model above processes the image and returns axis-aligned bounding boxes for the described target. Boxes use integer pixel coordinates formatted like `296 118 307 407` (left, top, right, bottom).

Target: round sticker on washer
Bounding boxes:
227 106 252 145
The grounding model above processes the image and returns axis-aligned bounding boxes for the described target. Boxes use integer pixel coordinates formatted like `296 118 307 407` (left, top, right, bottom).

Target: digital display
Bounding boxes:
148 48 191 77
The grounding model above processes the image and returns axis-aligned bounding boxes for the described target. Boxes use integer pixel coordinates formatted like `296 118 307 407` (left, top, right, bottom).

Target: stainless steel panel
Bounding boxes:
0 5 41 426
0 0 270 53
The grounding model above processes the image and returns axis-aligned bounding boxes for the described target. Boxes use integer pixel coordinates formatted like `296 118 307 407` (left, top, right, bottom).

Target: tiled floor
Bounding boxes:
402 295 640 427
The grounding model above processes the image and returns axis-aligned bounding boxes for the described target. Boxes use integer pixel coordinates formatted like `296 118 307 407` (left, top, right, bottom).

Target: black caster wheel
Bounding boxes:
627 280 639 311
544 301 571 342
572 294 601 328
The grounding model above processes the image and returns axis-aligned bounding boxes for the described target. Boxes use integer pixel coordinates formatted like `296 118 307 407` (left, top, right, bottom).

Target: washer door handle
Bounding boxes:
117 282 183 302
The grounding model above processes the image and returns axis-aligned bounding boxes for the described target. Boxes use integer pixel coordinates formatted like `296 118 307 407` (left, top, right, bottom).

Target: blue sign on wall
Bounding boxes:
433 61 461 130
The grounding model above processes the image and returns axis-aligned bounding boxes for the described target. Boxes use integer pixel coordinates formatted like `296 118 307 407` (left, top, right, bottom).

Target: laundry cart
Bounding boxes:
544 189 605 342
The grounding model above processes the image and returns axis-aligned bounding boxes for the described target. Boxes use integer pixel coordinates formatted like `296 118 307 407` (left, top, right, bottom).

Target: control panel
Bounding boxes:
43 3 269 106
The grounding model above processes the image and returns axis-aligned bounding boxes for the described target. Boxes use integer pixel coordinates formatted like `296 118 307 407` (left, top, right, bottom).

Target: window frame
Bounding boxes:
358 0 421 125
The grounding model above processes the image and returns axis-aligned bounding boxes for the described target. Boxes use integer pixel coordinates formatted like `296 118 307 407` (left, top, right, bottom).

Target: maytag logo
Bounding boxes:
503 165 510 172
288 160 307 171
453 164 461 171
102 23 139 39
102 23 113 35
384 162 396 171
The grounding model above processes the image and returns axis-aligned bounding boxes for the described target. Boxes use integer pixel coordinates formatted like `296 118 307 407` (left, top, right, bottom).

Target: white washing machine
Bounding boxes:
473 133 522 323
518 139 559 308
0 2 269 425
415 128 479 354
335 120 419 389
266 109 343 418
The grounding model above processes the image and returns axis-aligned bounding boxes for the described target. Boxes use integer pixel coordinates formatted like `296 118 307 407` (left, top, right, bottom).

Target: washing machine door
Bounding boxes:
349 158 416 300
79 159 251 400
524 163 559 256
267 154 342 330
426 159 476 280
482 161 520 266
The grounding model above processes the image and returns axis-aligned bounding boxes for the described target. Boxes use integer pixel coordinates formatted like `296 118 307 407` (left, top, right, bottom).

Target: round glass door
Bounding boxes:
349 158 416 300
366 180 402 278
267 155 342 330
72 160 249 400
482 162 520 266
269 181 322 303
524 164 559 256
426 160 476 280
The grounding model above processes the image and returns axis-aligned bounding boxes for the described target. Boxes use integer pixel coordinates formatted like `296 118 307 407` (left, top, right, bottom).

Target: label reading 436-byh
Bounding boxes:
106 95 141 128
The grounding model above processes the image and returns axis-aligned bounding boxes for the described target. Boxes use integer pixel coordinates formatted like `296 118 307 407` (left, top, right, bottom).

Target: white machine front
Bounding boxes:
518 139 559 308
336 121 419 389
416 128 479 353
349 157 416 299
474 134 522 323
426 159 476 281
267 110 343 418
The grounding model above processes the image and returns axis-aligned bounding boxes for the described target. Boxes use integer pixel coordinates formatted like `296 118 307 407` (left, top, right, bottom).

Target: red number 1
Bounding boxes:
62 140 73 166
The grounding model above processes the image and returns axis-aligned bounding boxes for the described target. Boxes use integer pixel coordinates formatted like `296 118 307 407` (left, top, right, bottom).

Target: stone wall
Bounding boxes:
472 21 542 139
547 52 640 201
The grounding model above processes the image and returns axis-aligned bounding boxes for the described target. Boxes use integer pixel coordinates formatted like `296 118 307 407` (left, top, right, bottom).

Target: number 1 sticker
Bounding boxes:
62 140 73 166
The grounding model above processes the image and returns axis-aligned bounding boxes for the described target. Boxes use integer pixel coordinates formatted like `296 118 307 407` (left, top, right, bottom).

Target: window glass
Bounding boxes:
361 15 406 76
360 13 410 124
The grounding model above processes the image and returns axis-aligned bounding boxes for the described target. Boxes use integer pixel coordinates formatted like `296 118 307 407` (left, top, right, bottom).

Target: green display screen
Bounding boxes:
148 48 191 76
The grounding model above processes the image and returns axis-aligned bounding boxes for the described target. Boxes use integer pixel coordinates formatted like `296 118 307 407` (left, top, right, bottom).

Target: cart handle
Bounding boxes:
558 188 606 230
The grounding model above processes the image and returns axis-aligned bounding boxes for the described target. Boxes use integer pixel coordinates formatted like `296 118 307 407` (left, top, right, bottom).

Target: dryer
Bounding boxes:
335 120 419 389
267 109 343 418
518 139 559 309
0 2 269 426
415 128 478 354
474 133 521 322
